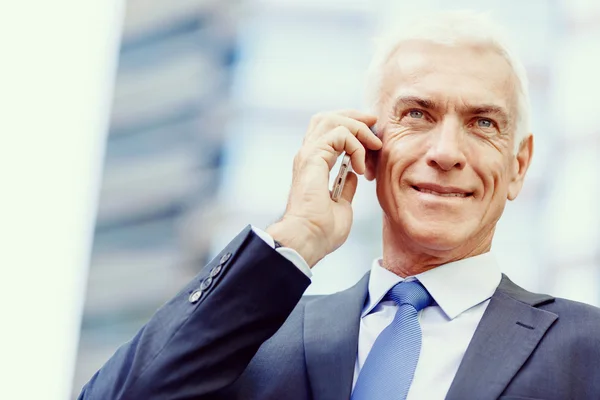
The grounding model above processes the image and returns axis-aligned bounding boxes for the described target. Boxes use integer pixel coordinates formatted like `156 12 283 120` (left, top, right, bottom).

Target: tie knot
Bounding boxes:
385 280 433 311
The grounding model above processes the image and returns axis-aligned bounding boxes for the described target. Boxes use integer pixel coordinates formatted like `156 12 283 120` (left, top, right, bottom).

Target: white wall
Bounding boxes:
0 1 123 399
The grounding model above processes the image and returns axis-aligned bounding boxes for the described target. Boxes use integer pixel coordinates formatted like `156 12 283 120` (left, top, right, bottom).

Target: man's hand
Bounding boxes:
267 110 381 268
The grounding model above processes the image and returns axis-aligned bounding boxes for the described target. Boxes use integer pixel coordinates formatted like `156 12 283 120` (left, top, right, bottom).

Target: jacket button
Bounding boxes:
189 290 202 303
200 276 213 291
219 252 232 265
209 264 222 278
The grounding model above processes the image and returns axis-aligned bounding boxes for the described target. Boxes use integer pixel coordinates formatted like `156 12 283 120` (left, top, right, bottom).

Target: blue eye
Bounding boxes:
477 118 493 128
409 110 424 119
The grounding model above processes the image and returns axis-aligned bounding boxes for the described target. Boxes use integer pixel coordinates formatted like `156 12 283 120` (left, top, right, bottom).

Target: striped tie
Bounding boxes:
352 280 433 400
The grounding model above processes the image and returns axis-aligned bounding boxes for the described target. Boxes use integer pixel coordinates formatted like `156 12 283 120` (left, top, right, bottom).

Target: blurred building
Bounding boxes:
72 0 240 393
73 0 600 396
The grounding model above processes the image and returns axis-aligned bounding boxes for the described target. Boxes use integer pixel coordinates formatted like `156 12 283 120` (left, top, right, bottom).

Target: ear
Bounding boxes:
508 134 534 200
365 149 379 181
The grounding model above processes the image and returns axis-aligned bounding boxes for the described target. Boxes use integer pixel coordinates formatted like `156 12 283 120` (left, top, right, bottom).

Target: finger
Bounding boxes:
335 110 378 126
313 115 382 151
349 146 366 175
322 127 366 174
336 116 382 150
306 109 374 133
340 171 358 204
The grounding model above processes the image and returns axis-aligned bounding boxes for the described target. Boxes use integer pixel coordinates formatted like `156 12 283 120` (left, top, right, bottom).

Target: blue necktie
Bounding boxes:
352 280 433 400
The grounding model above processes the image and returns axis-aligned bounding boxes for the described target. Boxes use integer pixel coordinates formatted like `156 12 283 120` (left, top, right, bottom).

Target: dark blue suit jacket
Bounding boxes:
79 226 600 399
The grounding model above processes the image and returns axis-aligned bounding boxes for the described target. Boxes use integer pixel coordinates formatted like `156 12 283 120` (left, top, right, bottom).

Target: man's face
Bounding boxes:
368 40 532 254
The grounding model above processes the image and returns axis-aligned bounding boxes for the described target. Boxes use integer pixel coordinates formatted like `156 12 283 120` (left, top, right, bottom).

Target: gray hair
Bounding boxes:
366 10 531 152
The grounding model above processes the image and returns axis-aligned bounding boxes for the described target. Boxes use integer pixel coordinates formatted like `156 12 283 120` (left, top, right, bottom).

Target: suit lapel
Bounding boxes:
304 273 369 400
445 274 558 400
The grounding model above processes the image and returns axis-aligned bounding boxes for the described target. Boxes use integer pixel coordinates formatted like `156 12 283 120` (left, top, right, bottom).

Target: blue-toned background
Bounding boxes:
72 0 600 395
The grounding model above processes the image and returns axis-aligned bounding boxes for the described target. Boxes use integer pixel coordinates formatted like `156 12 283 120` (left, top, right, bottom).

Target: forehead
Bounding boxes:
381 40 518 112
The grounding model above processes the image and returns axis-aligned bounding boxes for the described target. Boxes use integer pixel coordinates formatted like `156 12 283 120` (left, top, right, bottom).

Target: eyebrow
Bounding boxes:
393 96 438 111
392 96 510 127
469 105 510 126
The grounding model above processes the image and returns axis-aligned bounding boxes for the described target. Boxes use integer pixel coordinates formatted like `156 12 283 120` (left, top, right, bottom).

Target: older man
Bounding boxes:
79 11 600 400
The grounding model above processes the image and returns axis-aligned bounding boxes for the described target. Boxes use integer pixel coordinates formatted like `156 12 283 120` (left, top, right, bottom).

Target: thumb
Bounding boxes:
340 171 358 203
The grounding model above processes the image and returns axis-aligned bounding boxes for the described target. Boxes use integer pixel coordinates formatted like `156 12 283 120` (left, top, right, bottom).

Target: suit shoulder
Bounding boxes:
536 297 600 363
545 296 600 316
543 296 600 327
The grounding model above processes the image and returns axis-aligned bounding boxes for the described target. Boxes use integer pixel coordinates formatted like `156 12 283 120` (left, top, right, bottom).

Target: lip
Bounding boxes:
411 183 473 198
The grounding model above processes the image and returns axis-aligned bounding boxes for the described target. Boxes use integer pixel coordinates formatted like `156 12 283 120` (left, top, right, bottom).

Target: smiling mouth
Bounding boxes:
412 185 473 198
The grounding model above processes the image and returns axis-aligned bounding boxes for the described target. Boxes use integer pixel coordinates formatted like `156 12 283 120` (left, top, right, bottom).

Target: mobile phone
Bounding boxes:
331 154 352 202
330 125 378 202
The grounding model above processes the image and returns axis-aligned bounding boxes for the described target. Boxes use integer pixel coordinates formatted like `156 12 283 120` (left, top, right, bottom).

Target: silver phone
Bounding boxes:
331 154 352 202
330 125 378 202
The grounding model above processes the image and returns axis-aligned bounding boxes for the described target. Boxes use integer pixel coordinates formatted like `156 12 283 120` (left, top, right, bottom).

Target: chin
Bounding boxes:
402 216 473 252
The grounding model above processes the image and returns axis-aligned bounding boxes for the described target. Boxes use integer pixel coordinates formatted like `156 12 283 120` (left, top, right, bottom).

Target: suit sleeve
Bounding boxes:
78 225 311 400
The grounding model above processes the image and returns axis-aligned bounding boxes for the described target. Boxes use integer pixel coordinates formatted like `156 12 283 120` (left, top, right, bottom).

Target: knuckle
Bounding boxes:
310 112 326 125
348 134 361 148
330 125 348 134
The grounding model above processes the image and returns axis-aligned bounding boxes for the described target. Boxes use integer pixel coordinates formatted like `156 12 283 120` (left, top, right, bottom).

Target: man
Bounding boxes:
79 11 600 400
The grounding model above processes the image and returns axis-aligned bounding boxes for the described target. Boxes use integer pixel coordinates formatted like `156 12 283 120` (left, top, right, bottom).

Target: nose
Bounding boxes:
425 118 467 171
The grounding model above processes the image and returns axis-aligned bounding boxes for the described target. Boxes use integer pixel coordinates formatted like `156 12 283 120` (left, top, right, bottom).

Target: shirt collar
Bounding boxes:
362 252 501 320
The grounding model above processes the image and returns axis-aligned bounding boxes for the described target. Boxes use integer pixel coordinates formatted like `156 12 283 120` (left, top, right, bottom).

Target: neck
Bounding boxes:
381 219 494 278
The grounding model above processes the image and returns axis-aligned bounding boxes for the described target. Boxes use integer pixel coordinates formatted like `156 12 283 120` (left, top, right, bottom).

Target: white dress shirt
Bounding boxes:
252 226 313 277
252 227 501 399
353 254 501 399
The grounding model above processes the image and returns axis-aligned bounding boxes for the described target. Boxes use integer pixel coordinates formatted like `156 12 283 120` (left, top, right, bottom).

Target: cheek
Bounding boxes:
381 134 425 172
376 139 419 206
466 142 511 198
378 143 415 193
